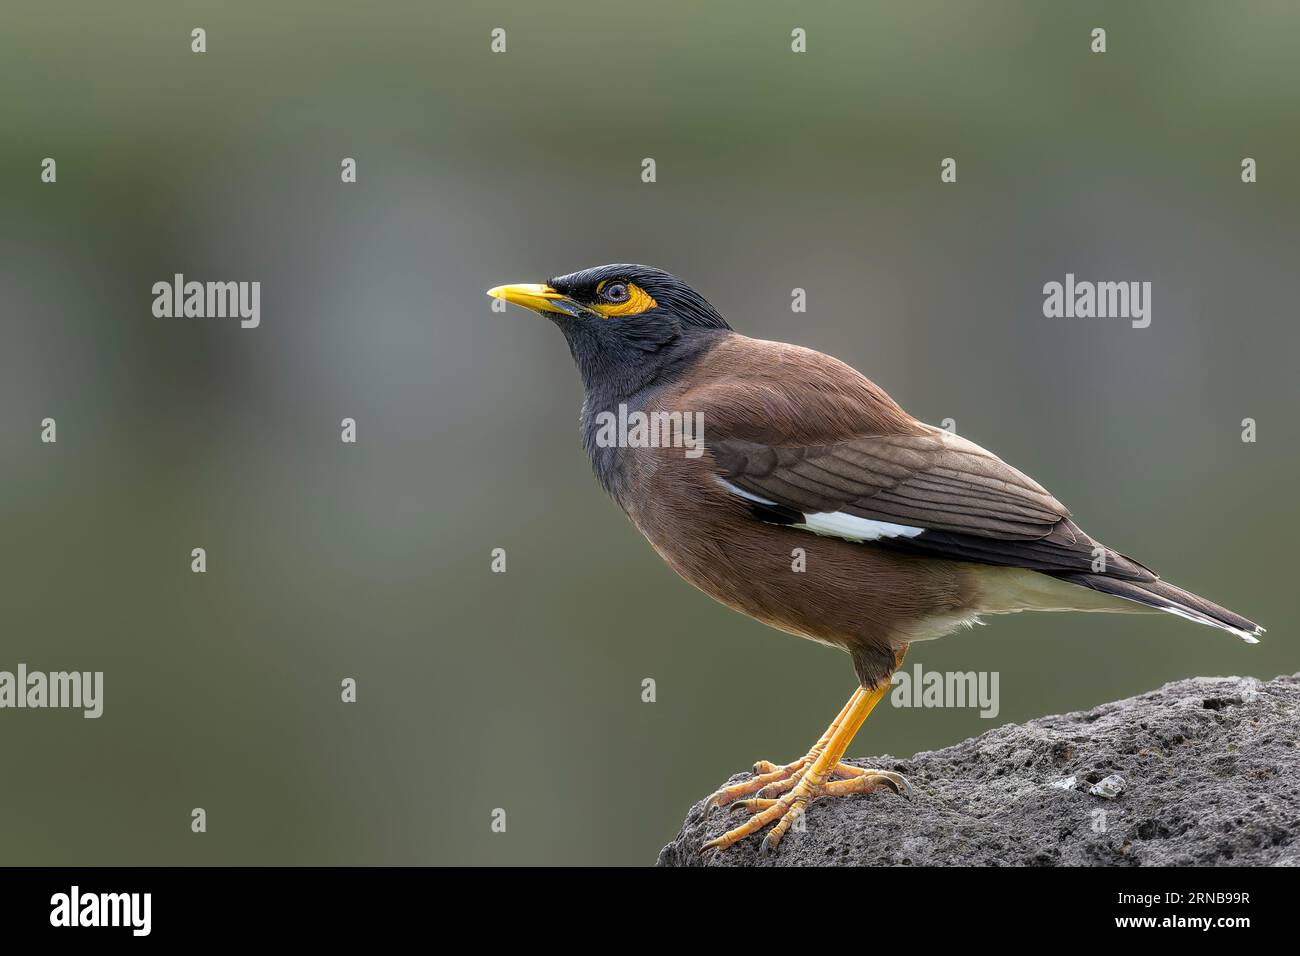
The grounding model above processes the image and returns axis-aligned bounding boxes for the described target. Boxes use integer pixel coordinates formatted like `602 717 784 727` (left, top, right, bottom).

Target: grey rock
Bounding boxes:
657 674 1300 866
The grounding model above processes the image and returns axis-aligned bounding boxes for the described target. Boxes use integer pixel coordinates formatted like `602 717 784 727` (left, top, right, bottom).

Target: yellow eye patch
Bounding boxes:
589 281 658 317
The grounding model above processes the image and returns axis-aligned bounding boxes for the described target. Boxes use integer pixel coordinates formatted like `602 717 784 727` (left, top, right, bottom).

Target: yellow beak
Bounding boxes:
486 283 574 315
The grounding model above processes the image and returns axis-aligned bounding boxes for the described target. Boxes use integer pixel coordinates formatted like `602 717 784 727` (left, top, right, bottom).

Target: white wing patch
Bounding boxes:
715 477 926 543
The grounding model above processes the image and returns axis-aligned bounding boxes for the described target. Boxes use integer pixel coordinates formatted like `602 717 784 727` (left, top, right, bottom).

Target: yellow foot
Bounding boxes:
701 665 912 854
703 755 907 809
701 760 910 853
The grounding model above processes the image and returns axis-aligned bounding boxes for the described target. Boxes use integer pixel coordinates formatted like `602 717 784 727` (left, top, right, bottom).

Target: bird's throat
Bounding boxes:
575 328 729 503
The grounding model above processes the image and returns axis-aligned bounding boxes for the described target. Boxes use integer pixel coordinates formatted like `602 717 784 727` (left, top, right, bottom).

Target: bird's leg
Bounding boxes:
702 648 910 853
702 686 864 811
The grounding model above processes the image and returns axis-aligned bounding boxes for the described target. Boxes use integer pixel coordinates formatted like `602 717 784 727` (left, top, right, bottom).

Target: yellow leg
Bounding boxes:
702 648 910 853
702 686 864 811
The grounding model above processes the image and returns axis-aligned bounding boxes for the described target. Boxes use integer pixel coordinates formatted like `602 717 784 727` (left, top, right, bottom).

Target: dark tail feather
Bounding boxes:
1055 573 1263 643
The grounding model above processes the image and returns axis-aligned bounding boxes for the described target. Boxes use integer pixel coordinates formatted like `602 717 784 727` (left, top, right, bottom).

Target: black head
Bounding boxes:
488 263 731 398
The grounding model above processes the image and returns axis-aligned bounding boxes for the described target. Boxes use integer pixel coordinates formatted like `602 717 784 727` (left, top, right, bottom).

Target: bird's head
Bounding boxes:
488 264 731 394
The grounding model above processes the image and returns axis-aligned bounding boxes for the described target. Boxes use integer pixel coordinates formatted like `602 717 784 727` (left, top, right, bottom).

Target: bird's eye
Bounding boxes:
587 279 657 317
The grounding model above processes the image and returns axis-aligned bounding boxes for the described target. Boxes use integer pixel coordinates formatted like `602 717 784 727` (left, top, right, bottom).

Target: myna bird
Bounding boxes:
488 264 1263 853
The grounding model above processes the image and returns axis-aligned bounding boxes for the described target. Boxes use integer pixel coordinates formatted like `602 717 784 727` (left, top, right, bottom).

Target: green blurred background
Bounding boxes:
2 1 1297 866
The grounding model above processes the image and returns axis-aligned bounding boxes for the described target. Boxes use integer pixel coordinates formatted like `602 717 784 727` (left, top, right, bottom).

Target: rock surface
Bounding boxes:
657 674 1300 866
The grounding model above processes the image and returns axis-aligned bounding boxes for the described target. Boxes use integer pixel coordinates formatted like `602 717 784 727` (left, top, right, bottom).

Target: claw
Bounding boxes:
872 768 912 797
892 773 914 798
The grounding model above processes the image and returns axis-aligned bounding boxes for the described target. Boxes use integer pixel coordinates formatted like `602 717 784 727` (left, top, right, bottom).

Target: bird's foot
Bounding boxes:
701 756 809 812
702 753 889 809
701 758 910 853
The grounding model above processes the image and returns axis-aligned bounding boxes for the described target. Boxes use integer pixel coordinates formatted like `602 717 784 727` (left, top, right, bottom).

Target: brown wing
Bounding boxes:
710 429 1152 578
712 430 1064 539
679 336 1155 580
